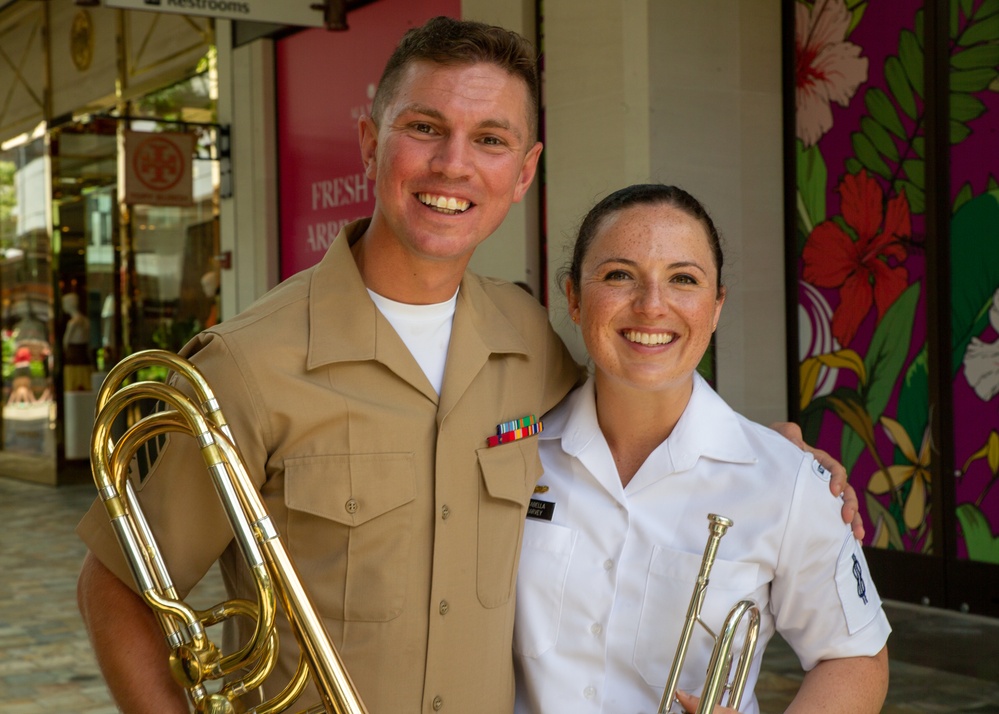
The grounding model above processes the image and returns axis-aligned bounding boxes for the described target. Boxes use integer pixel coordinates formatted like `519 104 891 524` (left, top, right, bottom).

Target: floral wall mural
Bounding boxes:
794 0 999 565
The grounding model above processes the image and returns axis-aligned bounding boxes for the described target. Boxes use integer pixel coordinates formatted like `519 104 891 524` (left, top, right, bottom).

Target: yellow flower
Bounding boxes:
868 416 931 530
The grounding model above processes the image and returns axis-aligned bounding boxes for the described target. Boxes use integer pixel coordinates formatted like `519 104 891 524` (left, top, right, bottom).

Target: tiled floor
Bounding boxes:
3 475 999 713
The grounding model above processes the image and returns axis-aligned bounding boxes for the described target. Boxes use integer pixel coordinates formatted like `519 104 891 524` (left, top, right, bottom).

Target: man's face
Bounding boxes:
359 60 542 267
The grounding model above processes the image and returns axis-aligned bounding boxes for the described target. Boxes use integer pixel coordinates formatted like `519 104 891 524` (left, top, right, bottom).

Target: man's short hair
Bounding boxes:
371 16 540 141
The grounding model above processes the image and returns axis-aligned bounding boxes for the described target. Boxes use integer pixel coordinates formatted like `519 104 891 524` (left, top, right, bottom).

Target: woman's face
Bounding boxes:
568 202 725 397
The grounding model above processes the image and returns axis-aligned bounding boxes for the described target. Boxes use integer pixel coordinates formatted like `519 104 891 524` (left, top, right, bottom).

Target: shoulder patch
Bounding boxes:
835 537 882 634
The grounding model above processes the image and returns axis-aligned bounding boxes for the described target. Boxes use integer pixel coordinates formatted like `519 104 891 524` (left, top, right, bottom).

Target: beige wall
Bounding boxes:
543 0 789 423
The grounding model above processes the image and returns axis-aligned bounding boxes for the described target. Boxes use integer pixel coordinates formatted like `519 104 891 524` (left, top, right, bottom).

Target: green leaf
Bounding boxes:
950 92 986 122
842 283 921 472
975 0 999 20
950 191 999 374
845 158 863 176
796 141 827 234
898 30 924 95
865 87 907 140
951 67 998 92
950 119 972 144
912 136 925 159
950 44 999 70
959 0 976 21
860 116 899 162
896 346 929 464
958 13 999 46
896 179 925 215
990 176 999 192
953 182 974 213
956 503 999 564
852 131 892 179
901 158 925 187
885 56 918 119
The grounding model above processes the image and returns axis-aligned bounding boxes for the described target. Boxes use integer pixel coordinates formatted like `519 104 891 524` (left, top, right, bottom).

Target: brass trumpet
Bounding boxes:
658 514 761 714
90 349 368 714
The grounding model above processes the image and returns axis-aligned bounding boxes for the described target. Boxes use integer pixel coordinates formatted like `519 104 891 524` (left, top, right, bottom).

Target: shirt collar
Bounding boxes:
306 219 531 371
541 373 758 472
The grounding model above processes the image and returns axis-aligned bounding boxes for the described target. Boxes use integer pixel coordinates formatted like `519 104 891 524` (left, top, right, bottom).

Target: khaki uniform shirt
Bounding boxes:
78 219 581 713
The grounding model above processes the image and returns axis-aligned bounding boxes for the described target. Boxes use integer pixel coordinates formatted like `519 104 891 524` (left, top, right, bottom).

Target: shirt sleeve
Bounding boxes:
769 454 892 671
76 330 266 598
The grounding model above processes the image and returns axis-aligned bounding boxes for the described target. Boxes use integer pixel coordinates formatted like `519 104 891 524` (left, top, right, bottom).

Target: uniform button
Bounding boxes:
345 498 359 514
439 600 449 615
441 504 450 520
603 559 614 571
432 695 443 710
583 686 596 699
590 623 602 636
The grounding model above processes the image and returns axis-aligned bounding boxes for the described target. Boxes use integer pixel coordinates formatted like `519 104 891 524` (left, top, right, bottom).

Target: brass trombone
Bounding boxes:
90 349 368 714
658 514 761 714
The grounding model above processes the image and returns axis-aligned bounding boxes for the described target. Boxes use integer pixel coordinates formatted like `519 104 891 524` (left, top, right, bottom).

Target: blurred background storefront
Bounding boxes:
0 0 220 484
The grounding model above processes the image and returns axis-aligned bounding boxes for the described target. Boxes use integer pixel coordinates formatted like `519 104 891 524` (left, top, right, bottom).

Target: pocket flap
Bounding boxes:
476 440 541 505
284 453 415 526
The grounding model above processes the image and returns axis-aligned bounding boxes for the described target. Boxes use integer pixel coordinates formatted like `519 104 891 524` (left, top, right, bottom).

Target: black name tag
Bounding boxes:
527 498 555 521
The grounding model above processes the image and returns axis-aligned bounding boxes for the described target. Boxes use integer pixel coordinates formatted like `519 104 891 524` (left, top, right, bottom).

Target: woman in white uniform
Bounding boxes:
514 184 890 714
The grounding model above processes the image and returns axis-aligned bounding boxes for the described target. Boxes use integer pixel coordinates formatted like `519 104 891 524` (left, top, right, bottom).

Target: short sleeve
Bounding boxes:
770 456 892 671
76 331 263 598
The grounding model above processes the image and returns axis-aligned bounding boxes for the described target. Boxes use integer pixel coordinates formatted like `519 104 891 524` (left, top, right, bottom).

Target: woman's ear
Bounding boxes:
566 279 581 324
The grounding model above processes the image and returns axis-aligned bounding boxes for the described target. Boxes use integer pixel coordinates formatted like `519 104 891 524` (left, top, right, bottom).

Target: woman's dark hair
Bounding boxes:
371 16 540 141
560 183 725 296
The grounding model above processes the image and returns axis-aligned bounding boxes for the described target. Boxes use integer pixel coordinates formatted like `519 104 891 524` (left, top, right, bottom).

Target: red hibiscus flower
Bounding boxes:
802 170 910 347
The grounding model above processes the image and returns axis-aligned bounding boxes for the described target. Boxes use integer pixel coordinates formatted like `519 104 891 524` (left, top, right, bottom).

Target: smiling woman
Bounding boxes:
513 184 891 714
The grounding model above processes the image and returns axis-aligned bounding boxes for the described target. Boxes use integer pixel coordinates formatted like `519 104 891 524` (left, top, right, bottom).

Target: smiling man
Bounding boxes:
76 17 580 714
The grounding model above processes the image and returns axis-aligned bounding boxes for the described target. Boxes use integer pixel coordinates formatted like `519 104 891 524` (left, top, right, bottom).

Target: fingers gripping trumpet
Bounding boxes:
90 349 368 714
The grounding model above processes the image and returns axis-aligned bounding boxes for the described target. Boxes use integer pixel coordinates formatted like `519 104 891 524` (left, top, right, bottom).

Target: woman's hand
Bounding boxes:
770 421 865 541
674 690 737 713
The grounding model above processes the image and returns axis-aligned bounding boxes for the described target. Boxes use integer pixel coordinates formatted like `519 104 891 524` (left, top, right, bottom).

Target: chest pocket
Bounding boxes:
476 439 542 608
284 453 415 622
633 546 762 689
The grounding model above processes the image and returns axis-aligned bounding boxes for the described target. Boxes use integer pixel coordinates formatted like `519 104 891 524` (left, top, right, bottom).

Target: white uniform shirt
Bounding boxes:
513 375 891 714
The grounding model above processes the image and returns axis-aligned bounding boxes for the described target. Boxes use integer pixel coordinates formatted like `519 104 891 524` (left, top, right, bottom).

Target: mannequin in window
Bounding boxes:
8 345 36 405
63 292 92 392
201 269 220 328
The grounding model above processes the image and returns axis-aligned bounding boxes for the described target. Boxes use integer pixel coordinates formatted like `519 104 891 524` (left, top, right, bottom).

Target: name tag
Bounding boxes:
527 498 555 521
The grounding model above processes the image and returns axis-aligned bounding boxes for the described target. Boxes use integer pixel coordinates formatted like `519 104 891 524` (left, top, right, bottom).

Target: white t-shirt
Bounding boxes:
514 374 891 714
368 288 458 395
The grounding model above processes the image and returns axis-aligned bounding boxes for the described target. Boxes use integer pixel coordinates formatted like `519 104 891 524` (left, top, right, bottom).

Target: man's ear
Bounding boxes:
358 115 379 180
512 141 543 203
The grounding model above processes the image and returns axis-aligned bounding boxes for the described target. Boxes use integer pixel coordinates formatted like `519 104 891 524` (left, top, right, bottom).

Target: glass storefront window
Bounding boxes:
0 135 56 464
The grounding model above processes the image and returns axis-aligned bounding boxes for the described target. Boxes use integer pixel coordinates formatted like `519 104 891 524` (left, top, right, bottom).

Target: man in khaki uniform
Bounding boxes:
76 16 858 714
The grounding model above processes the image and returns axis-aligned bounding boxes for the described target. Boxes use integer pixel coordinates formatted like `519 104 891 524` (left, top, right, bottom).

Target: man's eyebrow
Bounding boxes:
397 103 523 140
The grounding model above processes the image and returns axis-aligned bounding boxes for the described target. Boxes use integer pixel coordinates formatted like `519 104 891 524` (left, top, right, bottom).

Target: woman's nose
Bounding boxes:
633 283 669 315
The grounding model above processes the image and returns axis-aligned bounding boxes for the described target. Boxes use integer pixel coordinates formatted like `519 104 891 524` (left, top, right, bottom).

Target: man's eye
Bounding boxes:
413 123 434 134
481 136 504 146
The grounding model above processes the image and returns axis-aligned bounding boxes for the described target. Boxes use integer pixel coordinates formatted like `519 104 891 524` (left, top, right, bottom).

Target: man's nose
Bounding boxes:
430 136 473 178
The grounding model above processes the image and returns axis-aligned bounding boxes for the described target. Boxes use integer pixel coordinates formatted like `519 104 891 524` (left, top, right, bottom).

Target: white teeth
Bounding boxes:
419 193 470 214
625 330 674 345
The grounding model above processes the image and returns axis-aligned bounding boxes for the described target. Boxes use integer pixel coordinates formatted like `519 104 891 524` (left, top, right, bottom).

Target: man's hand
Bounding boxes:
770 421 865 542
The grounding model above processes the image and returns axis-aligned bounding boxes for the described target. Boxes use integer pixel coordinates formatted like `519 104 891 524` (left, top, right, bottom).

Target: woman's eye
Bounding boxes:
603 270 632 281
673 274 697 285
